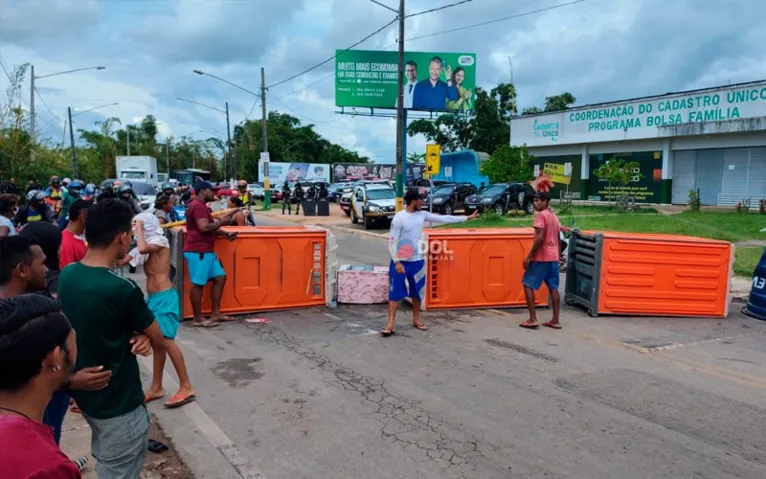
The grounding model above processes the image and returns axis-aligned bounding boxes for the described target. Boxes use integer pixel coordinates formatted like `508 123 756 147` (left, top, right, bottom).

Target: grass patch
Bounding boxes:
451 210 766 243
735 247 764 277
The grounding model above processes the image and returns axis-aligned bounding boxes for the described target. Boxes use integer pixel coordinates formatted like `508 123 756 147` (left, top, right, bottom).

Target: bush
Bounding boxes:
688 189 701 212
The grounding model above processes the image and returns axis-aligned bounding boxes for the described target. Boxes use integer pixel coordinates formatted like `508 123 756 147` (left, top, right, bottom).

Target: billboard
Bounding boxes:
332 163 424 183
335 50 477 112
510 80 766 147
257 162 331 185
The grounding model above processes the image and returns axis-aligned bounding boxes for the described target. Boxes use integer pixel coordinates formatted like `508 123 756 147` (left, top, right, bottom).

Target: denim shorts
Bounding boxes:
522 261 560 291
84 405 150 479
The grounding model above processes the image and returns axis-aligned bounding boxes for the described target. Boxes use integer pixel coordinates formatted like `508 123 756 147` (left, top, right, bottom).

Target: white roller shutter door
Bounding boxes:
671 150 696 204
695 149 724 206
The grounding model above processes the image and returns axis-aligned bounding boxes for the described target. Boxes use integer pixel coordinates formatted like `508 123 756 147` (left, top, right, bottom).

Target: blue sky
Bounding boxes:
2 0 765 168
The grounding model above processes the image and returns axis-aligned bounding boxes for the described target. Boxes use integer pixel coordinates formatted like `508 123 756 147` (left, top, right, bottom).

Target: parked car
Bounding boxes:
422 182 477 215
328 182 350 202
409 179 448 198
465 182 536 215
248 184 265 200
129 180 158 211
350 184 397 229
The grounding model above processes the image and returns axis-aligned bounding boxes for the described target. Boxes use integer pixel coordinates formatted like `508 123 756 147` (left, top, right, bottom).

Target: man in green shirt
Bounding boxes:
58 198 165 479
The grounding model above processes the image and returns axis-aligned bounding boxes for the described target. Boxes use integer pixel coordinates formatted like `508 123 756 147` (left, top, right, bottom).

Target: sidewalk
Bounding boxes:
60 410 191 478
257 202 351 226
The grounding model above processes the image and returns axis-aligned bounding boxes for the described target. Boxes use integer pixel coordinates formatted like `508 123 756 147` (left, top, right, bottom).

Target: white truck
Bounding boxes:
116 156 159 189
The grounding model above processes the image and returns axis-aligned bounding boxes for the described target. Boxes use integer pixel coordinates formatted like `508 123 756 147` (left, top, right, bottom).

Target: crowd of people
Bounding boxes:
0 177 249 478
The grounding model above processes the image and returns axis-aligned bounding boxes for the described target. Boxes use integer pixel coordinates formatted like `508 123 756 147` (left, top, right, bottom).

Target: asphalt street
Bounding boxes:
138 215 766 479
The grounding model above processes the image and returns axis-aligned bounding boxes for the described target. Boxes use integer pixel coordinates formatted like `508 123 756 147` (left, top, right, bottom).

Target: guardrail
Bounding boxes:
716 193 766 207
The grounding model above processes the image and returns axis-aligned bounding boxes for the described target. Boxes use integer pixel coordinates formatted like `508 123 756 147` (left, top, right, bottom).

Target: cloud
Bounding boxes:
1 0 764 175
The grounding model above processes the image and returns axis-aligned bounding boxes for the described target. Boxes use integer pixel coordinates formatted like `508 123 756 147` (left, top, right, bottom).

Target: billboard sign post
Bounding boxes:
260 152 271 209
335 50 476 112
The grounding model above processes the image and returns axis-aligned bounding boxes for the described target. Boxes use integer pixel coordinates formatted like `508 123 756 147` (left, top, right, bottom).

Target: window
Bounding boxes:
355 190 364 201
121 171 146 180
366 188 395 200
433 184 456 194
131 182 156 196
482 185 506 196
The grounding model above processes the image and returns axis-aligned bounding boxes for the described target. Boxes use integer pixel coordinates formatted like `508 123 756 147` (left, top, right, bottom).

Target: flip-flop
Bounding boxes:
212 315 237 322
164 393 196 409
519 321 540 329
144 392 165 404
192 320 220 328
413 323 428 331
543 321 562 330
380 329 396 337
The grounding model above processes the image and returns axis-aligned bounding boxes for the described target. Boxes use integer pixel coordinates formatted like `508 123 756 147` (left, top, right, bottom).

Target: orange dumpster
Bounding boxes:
416 228 549 311
565 230 733 318
168 226 337 319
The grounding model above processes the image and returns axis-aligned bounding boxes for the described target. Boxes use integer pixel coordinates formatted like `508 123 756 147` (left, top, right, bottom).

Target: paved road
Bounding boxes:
142 216 766 479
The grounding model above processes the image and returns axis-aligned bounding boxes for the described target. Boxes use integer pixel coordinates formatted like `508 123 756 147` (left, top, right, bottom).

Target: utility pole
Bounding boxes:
261 67 271 209
127 128 131 155
30 65 36 162
394 0 406 212
165 141 170 177
225 101 233 181
68 107 78 178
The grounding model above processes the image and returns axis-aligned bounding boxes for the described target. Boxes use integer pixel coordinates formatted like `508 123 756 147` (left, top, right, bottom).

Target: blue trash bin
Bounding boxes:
743 248 766 321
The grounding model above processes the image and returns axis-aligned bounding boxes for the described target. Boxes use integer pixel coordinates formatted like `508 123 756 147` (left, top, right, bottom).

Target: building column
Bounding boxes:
580 144 590 200
661 138 672 204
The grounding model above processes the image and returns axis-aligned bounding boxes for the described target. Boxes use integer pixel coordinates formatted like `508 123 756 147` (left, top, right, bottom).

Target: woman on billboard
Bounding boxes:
446 67 472 112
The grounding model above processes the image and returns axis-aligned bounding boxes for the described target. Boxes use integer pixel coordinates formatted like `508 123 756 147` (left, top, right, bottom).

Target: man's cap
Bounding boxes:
534 191 551 202
404 188 425 204
194 180 215 192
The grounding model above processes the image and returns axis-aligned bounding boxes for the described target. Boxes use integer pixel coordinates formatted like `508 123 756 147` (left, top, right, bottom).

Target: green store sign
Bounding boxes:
586 152 663 203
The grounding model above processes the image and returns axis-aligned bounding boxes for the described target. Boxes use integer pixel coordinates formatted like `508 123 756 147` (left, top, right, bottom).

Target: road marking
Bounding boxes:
138 355 266 479
621 331 764 353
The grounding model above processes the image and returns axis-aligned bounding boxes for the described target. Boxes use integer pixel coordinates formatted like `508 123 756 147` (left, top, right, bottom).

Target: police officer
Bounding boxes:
292 182 305 215
281 180 292 215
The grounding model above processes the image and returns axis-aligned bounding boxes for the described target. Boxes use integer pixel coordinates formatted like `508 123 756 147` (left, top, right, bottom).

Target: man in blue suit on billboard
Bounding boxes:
412 56 457 111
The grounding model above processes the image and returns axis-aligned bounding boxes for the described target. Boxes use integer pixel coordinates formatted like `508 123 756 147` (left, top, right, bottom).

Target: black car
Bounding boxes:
465 182 537 215
422 183 477 215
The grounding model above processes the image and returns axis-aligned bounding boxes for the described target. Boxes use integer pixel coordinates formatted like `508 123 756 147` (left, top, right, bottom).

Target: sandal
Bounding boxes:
413 323 428 331
519 320 539 329
380 329 396 337
192 319 220 328
164 393 196 409
543 321 562 330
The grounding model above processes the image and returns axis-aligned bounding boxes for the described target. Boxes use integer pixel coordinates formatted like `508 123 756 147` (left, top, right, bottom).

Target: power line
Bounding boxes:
267 17 398 89
405 0 473 18
33 86 63 123
275 1 586 100
407 0 585 42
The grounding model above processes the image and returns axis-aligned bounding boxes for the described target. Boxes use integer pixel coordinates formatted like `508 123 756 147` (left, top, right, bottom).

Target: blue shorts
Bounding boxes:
147 288 180 339
522 261 560 291
389 260 425 302
184 252 226 286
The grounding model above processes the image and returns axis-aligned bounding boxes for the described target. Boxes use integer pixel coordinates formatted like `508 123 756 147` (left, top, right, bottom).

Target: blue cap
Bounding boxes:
194 180 215 193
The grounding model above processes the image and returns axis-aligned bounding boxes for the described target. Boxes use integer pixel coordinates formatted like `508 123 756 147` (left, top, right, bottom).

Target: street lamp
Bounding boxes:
191 69 271 208
177 97 234 182
30 65 106 160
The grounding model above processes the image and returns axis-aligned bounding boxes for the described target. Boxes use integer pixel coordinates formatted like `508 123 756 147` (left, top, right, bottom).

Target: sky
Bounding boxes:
2 0 765 169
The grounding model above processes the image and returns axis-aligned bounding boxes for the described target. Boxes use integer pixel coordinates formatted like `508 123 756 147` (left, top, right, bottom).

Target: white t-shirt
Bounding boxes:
0 216 17 236
389 210 467 262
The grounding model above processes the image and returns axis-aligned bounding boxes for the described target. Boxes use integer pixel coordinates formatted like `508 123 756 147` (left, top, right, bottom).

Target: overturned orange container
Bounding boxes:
414 228 549 311
565 230 733 318
168 226 338 319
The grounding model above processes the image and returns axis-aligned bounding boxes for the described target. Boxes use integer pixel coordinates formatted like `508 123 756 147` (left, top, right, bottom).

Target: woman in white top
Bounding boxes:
0 193 19 237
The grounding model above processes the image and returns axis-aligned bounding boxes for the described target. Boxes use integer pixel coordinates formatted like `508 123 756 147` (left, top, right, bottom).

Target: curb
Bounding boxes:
322 223 388 240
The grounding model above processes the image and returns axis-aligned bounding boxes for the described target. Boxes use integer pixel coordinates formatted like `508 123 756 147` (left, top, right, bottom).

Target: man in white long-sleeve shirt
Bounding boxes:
382 188 478 336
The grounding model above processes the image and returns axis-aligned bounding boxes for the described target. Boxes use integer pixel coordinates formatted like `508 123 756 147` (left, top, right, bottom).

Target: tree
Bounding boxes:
593 157 643 205
520 92 577 116
407 82 517 155
407 152 425 163
480 144 534 184
544 92 576 112
233 112 370 181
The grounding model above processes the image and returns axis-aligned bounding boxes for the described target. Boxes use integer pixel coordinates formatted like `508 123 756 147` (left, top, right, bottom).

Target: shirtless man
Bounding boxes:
133 215 195 408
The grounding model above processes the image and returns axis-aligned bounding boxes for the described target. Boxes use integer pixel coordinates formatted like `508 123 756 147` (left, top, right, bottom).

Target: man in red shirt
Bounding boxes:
0 294 82 478
520 192 569 330
183 181 237 328
59 200 92 269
